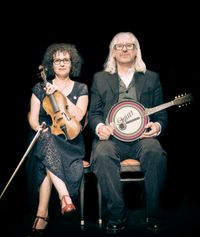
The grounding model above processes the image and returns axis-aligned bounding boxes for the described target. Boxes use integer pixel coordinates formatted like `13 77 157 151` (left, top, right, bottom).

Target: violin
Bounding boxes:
39 65 81 140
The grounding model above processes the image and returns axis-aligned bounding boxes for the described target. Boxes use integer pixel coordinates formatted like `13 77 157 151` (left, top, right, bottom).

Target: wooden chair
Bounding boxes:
80 159 145 226
80 160 102 226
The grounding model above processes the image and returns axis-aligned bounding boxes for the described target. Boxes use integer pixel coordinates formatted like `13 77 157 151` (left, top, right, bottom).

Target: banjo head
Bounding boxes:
106 100 149 142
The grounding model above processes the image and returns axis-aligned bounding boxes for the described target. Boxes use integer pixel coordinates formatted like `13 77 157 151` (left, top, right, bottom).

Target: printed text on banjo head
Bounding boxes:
106 100 149 142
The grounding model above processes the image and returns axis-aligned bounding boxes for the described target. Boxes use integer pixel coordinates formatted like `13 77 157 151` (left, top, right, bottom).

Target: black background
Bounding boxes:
0 2 199 235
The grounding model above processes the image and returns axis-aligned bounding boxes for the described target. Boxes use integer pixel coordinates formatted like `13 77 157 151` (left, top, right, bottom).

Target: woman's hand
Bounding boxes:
44 82 58 95
35 122 48 133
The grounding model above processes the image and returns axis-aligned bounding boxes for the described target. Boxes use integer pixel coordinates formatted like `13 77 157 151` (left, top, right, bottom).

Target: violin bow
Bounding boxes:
0 122 46 200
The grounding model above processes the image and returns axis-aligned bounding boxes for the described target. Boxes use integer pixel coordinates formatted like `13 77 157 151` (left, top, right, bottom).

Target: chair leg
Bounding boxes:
97 181 102 225
80 172 103 226
80 175 85 226
141 180 147 222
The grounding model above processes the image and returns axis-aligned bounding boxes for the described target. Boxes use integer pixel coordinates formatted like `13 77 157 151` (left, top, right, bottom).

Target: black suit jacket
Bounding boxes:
88 70 168 138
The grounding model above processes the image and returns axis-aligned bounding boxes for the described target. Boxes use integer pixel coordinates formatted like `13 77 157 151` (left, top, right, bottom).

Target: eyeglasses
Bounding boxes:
114 44 136 51
53 58 71 65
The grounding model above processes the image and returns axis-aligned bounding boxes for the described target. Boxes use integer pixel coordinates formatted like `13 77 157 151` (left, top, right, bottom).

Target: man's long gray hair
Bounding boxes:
104 32 146 74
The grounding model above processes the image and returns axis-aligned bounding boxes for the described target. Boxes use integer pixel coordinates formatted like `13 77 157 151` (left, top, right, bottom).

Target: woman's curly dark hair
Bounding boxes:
42 43 83 79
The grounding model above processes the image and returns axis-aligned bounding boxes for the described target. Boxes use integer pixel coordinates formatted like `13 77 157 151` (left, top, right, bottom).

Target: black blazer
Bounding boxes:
88 70 168 137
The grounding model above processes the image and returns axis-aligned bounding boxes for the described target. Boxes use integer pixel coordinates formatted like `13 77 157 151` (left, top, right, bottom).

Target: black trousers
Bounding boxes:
91 137 167 224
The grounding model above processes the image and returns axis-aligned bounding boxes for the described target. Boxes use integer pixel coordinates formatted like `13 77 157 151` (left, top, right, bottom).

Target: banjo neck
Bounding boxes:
145 101 174 116
144 93 193 116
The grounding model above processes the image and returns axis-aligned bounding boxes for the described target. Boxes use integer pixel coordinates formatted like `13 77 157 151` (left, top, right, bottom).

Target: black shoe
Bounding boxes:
106 222 126 234
146 217 161 234
27 216 49 237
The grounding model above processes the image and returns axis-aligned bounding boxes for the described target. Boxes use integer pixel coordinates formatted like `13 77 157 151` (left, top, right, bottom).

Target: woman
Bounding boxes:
26 43 88 236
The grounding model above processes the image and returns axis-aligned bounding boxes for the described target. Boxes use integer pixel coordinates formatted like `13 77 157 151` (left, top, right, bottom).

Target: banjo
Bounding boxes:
106 93 193 142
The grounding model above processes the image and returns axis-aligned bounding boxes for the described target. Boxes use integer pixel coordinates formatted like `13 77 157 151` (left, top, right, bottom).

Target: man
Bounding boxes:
88 32 167 234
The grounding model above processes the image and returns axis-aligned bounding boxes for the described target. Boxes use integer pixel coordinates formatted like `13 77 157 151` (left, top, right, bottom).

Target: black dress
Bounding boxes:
26 80 88 210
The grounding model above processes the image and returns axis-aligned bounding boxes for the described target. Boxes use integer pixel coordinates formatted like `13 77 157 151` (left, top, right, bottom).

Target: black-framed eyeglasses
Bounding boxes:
53 58 71 65
114 44 136 51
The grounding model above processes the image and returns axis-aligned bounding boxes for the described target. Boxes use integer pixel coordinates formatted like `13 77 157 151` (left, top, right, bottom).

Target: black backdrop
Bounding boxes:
0 2 199 234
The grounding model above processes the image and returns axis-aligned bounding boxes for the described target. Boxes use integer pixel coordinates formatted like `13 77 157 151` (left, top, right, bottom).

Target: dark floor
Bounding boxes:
0 171 199 237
